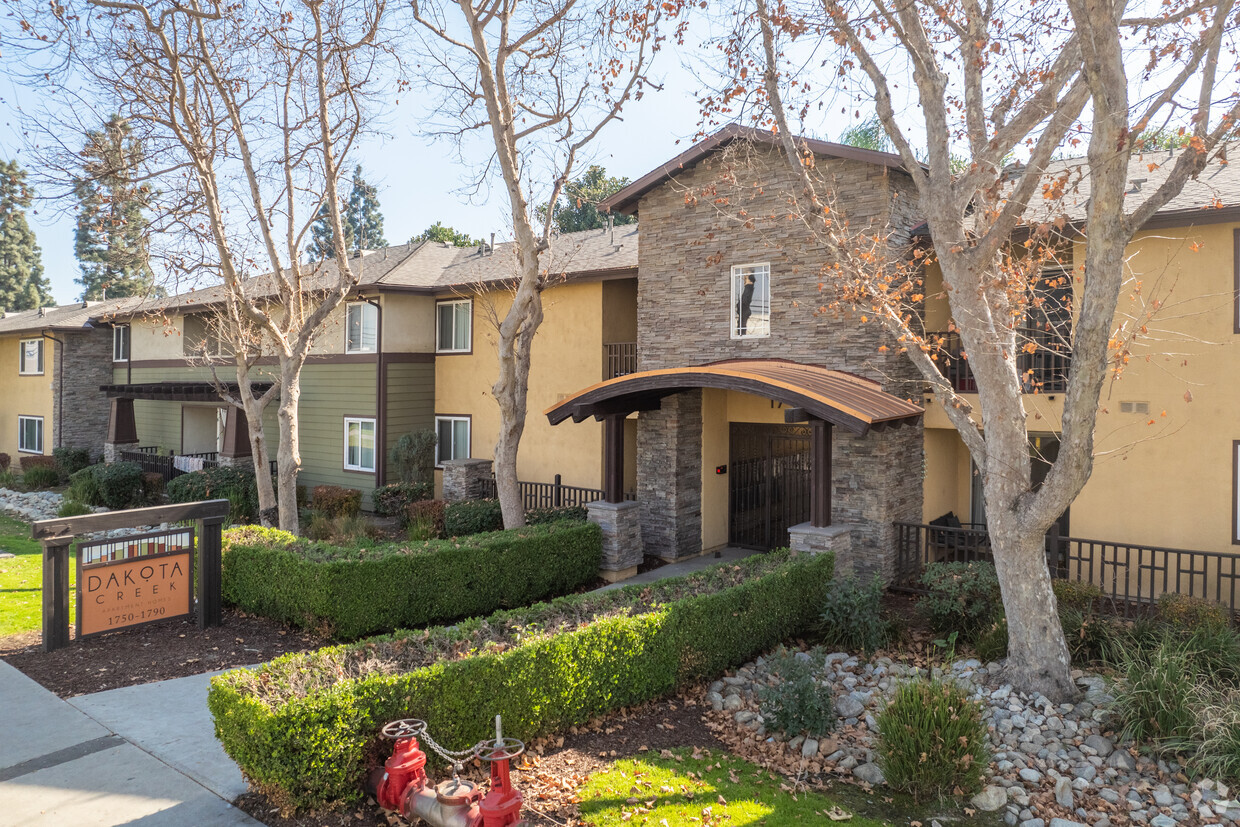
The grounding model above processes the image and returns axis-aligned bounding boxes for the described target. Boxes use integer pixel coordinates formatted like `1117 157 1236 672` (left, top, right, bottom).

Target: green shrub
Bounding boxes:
390 429 436 485
373 482 433 521
918 561 1002 641
817 575 888 653
208 549 834 810
22 465 61 489
1059 607 1126 666
1193 691 1240 784
408 499 446 538
526 505 589 525
142 471 165 503
67 466 104 505
1182 624 1240 684
973 616 1009 662
877 678 988 801
66 462 145 508
311 485 362 518
1053 579 1103 613
303 513 384 545
20 455 56 472
0 469 17 489
444 498 504 535
1160 593 1232 634
1113 639 1204 745
222 521 604 639
758 651 834 737
167 465 263 522
53 447 92 477
56 499 92 518
224 525 298 549
304 511 335 541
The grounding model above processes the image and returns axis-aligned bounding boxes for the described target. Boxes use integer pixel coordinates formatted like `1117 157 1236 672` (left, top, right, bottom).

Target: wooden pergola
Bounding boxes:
545 360 923 527
101 381 273 456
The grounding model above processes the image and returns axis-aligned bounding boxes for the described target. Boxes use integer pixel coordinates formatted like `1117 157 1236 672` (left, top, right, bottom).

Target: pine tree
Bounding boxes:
0 160 52 312
542 165 636 233
307 165 386 259
74 115 155 300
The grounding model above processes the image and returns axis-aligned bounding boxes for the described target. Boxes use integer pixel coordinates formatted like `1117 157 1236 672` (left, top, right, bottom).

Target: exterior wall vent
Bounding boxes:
1119 401 1150 415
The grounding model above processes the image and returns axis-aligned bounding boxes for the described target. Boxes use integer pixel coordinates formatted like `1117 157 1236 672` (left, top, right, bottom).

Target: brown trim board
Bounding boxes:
127 352 434 370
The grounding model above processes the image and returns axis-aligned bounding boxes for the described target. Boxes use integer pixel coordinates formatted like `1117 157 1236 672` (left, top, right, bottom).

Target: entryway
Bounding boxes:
728 422 812 550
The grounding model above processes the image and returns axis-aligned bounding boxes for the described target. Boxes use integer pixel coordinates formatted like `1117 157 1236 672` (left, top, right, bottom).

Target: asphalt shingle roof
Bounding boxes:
0 298 143 334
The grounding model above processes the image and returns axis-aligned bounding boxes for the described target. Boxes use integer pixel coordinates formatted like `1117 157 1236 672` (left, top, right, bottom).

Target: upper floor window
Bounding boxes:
19 338 43 375
183 314 228 357
113 325 130 362
346 302 378 354
18 415 43 454
437 299 472 353
731 263 771 339
435 415 470 466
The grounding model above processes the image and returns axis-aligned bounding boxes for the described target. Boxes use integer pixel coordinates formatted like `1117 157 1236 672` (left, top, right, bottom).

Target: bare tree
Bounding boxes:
411 0 675 528
710 0 1240 699
10 0 398 530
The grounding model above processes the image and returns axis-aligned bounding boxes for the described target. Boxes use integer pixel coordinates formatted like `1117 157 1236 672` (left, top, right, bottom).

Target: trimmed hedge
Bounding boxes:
311 485 362 518
444 498 503 535
67 462 147 509
221 521 603 639
209 548 833 811
373 482 433 520
168 465 266 523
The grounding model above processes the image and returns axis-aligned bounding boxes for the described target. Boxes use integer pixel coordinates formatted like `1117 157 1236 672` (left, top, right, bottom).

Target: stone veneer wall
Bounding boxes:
55 329 115 458
632 140 926 575
637 390 702 560
441 458 494 502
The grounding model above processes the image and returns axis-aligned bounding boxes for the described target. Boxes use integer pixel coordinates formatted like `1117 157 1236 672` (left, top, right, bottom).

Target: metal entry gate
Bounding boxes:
728 423 812 550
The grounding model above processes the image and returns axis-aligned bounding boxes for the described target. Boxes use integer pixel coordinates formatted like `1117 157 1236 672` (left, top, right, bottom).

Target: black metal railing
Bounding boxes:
479 473 636 510
928 330 1071 394
893 521 1240 621
118 448 220 484
604 342 638 380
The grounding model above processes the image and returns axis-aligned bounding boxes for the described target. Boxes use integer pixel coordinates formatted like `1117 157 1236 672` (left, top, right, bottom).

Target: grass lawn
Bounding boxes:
0 514 72 638
579 750 892 827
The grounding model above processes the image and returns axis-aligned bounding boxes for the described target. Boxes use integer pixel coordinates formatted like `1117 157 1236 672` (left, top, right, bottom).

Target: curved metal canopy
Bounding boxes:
544 359 923 435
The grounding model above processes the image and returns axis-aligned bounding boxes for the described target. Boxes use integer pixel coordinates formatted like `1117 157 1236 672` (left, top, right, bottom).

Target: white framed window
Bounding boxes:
343 417 377 472
435 416 470 466
436 299 472 353
18 338 44 375
730 263 771 339
113 325 130 362
18 416 43 454
345 302 378 354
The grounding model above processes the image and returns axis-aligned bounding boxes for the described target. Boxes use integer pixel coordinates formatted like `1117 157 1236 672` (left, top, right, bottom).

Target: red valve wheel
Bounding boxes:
380 719 427 740
474 737 525 762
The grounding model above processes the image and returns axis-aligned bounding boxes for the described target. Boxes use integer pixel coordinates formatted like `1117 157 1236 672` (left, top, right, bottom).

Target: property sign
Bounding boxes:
76 528 194 637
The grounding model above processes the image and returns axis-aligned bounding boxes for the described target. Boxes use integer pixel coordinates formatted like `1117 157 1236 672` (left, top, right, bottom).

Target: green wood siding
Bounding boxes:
384 361 436 484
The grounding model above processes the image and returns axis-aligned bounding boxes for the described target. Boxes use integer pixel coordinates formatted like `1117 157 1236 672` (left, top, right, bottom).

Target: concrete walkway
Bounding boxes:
0 660 258 826
595 546 760 592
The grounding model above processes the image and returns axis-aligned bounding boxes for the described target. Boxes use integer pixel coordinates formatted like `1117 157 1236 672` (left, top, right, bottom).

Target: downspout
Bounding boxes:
365 297 385 486
41 331 65 449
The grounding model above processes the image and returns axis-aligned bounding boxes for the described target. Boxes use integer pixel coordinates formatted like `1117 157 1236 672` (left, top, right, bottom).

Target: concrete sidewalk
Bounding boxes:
595 546 760 592
0 660 258 826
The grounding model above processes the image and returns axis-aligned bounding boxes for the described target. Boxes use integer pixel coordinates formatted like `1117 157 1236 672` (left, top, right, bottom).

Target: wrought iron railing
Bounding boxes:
893 521 1240 621
118 449 220 484
479 473 636 510
604 342 638 380
928 330 1071 394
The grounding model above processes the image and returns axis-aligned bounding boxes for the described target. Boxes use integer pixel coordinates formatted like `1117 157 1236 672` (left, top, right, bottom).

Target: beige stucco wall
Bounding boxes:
433 281 608 492
922 221 1240 554
382 292 436 352
2 334 56 459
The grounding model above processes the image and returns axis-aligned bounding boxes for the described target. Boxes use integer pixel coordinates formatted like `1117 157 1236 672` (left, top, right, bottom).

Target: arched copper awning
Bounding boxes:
544 359 923 436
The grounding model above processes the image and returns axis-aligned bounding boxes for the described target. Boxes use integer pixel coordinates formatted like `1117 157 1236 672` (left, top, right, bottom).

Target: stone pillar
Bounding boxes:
104 398 139 463
218 455 255 470
637 390 702 561
788 522 857 576
442 458 494 501
587 499 643 582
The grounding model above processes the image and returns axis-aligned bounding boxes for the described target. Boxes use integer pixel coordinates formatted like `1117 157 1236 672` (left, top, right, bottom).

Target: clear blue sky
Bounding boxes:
0 43 722 306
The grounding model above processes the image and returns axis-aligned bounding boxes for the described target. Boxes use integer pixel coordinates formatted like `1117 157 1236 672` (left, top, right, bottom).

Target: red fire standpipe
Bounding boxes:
370 715 525 827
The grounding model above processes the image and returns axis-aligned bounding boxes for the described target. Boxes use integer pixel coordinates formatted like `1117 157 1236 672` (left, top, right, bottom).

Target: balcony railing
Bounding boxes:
928 329 1071 394
604 342 638 380
479 473 637 510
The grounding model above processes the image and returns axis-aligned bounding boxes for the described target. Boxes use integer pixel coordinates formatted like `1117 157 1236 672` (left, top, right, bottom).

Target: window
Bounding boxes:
113 325 130 362
436 299 472 353
346 302 378 354
183 314 228 357
343 417 377 472
435 416 470 466
18 416 43 454
731 263 771 339
18 338 43 375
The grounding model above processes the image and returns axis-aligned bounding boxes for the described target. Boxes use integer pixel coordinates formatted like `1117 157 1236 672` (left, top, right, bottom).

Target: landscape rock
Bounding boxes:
852 763 885 786
972 786 1008 812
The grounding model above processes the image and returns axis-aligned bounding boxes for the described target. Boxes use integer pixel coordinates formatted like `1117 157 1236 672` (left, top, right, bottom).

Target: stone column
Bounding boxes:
637 390 702 561
788 522 856 575
442 458 494 501
103 398 139 463
586 499 643 582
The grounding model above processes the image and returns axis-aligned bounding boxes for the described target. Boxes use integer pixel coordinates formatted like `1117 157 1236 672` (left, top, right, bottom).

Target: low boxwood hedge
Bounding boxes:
208 549 833 811
221 521 602 639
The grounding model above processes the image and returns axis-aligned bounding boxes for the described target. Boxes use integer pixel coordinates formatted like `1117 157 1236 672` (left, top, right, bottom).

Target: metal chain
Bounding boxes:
419 728 481 769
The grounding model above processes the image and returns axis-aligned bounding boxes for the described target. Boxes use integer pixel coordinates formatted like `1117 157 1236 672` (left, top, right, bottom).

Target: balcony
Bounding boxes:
604 342 638 380
930 329 1071 394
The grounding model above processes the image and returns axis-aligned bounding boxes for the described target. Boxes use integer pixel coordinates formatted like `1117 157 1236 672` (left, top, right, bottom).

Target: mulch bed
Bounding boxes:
234 691 721 827
0 608 328 697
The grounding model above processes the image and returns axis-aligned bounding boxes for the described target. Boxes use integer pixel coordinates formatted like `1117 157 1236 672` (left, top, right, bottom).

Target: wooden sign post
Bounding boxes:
32 499 230 652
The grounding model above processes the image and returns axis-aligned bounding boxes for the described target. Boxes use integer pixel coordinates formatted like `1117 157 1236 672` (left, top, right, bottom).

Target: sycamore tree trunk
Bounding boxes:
276 356 304 533
492 274 544 529
234 360 276 525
